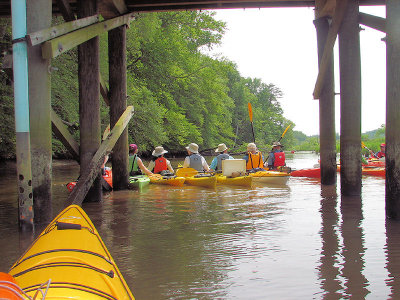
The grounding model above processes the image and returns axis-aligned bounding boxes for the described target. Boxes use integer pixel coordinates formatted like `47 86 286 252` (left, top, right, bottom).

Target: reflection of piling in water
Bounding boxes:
385 219 400 299
340 196 368 298
318 184 341 297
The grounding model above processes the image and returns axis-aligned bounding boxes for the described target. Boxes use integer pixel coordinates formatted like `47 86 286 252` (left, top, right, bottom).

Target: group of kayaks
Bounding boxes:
67 167 291 191
0 205 135 299
291 158 386 178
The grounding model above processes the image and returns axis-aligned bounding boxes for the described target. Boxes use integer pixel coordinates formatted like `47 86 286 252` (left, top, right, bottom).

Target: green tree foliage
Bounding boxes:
0 11 294 159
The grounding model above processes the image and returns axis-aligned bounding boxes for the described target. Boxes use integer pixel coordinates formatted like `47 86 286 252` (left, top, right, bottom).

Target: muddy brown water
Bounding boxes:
1 152 397 299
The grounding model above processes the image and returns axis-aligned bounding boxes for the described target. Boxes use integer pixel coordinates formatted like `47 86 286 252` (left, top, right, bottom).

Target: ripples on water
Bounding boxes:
0 153 397 299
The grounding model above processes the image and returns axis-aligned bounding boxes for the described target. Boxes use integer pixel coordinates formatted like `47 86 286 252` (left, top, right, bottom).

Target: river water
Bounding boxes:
0 152 398 299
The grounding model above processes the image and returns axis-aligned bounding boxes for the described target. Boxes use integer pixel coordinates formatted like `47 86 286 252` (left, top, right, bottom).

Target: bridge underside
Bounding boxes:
0 0 386 17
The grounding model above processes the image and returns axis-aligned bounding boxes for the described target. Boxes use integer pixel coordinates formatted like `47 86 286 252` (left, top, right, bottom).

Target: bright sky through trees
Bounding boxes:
209 6 386 136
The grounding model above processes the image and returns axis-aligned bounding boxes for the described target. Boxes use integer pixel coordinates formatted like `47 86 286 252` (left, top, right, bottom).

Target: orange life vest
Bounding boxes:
246 151 263 170
154 157 168 174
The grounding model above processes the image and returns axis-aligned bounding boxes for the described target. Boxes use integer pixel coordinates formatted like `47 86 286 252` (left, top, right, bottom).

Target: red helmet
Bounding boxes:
129 144 137 152
380 143 386 147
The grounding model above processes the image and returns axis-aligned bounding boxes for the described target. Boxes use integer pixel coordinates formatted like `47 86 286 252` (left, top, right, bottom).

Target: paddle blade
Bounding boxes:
361 141 366 148
248 102 253 122
176 168 198 177
281 124 291 139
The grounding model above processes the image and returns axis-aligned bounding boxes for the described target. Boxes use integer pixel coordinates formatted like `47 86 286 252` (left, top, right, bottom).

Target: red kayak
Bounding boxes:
66 169 113 192
291 168 321 178
292 165 385 178
364 158 385 168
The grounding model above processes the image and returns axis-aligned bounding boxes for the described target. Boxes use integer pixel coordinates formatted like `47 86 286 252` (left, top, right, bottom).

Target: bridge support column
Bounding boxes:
386 0 400 219
338 0 362 196
27 0 52 224
314 16 337 185
109 25 129 190
78 0 102 202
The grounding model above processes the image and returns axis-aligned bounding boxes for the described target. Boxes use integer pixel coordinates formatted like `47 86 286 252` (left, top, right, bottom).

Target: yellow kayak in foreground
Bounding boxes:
7 205 135 300
185 175 217 188
249 170 290 185
216 174 253 187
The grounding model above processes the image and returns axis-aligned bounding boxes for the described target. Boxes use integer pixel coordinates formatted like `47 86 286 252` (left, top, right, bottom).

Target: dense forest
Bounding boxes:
0 11 386 160
0 11 295 160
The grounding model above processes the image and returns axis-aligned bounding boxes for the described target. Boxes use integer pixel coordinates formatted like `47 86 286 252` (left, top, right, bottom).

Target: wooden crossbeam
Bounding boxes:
55 0 76 22
313 0 348 99
66 105 134 206
27 15 99 46
51 108 80 161
100 0 128 19
359 12 386 33
42 13 135 59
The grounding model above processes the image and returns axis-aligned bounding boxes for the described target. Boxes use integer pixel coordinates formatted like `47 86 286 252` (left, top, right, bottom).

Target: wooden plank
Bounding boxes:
66 106 134 206
100 73 110 105
315 0 335 19
51 108 80 161
313 0 348 100
55 0 76 22
41 13 135 59
100 0 128 19
359 12 386 33
27 15 99 46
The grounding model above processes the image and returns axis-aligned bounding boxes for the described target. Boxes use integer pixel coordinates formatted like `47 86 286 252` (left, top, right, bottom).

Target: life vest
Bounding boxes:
246 152 263 170
128 154 141 176
376 151 385 158
273 151 286 167
189 154 204 171
216 153 230 171
154 157 168 174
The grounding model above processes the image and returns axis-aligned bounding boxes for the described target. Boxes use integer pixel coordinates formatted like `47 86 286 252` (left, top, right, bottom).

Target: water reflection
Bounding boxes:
385 219 400 298
318 184 341 298
340 195 368 298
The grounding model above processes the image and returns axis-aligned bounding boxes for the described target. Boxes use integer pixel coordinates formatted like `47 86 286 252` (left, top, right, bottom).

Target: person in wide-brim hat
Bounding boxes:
266 141 286 170
243 142 264 171
148 146 174 174
215 143 228 153
210 143 233 172
183 143 210 172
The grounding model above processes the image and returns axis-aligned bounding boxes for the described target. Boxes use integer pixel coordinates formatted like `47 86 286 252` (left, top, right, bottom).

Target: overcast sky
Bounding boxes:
208 6 386 136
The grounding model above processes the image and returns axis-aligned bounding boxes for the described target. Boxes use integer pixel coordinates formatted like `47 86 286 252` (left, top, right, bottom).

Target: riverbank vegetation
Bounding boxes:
0 12 386 160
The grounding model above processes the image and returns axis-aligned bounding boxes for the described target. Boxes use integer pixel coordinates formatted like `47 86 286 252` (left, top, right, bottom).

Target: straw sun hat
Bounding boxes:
152 146 168 157
215 143 228 152
186 143 199 154
247 143 257 151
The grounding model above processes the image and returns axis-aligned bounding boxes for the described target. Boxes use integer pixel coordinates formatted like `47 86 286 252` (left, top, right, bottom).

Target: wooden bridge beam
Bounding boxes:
66 106 134 206
41 13 134 59
385 0 400 219
339 0 362 196
359 12 386 33
314 13 337 185
78 0 102 203
313 0 348 100
27 0 53 224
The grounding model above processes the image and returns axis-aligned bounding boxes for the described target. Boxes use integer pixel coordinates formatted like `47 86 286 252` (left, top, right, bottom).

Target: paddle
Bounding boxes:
277 124 291 143
176 167 198 177
361 141 378 158
248 102 256 143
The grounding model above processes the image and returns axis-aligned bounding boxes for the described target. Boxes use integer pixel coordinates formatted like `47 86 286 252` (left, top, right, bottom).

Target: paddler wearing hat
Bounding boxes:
182 143 210 172
266 141 286 170
210 143 233 172
148 146 174 174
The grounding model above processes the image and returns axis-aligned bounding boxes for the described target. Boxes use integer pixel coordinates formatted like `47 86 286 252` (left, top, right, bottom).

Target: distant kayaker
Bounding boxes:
370 143 385 159
266 142 286 170
210 143 233 172
243 143 264 171
183 143 210 172
148 146 174 174
128 144 153 176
